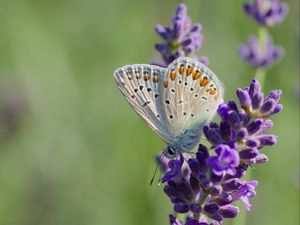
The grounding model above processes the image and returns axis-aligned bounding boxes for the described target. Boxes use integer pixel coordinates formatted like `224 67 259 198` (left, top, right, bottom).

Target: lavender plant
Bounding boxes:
239 0 289 72
155 3 208 66
153 3 286 225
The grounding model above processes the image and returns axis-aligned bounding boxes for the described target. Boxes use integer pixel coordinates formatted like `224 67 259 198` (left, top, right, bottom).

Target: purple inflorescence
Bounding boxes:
158 79 282 225
244 0 289 27
239 35 284 68
155 3 208 66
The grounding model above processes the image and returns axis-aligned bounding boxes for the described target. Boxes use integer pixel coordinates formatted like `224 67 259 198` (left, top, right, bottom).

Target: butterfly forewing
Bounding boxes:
161 57 224 137
114 64 174 143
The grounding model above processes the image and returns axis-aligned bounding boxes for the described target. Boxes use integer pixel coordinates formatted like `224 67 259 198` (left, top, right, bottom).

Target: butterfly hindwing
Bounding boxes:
161 57 224 137
114 64 174 143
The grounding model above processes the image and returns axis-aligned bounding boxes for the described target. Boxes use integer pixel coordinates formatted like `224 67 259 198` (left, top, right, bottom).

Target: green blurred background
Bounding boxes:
0 0 299 225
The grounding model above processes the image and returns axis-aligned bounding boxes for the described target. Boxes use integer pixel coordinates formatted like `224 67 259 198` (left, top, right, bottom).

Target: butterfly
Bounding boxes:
114 57 224 158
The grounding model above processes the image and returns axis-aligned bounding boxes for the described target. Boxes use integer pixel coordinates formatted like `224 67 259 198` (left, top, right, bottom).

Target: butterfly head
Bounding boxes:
164 145 178 158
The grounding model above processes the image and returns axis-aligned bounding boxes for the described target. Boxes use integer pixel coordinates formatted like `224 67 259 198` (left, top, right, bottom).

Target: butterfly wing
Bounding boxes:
161 57 224 139
114 64 175 143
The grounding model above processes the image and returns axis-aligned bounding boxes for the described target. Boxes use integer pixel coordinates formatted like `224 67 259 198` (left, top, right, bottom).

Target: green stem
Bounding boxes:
193 191 210 220
255 27 268 87
255 67 266 88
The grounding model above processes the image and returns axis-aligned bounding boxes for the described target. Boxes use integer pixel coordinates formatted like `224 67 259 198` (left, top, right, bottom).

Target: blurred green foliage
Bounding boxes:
0 0 298 225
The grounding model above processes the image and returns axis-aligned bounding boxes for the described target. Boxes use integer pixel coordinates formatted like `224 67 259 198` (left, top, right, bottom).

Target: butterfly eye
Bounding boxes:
166 146 176 157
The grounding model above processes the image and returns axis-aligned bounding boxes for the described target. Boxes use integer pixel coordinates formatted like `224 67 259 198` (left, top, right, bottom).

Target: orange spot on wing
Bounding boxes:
144 75 149 81
192 70 201 80
185 67 192 76
164 80 168 88
209 89 216 95
206 88 216 95
200 77 209 86
170 72 176 80
178 66 184 75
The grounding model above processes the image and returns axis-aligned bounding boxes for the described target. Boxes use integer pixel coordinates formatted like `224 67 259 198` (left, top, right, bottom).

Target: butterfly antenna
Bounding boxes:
149 161 160 186
150 152 164 186
182 153 189 163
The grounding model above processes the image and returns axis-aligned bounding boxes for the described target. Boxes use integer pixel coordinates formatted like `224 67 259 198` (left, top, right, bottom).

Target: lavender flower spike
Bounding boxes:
155 3 207 66
153 4 283 225
239 35 284 68
244 0 289 27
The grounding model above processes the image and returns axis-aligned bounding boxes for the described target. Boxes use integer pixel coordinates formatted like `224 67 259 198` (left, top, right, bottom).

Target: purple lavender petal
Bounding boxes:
251 93 264 110
260 99 276 114
174 201 190 213
239 148 259 160
246 138 260 148
204 203 219 214
270 104 283 115
237 128 248 140
249 79 261 97
243 0 289 26
154 3 206 65
247 119 264 135
222 178 243 192
257 135 278 146
236 88 252 108
239 35 284 68
266 90 282 102
219 205 239 218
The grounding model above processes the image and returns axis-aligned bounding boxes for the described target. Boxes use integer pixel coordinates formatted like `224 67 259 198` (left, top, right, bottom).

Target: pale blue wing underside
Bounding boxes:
114 57 224 153
114 64 175 143
161 57 224 151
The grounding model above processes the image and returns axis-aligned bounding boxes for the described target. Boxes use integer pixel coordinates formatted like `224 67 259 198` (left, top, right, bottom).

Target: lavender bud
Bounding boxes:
217 104 230 120
210 122 219 129
204 204 219 214
190 203 202 214
236 88 252 108
239 148 259 160
237 128 248 140
174 201 190 213
251 93 264 110
251 154 269 164
214 193 233 206
222 178 243 192
271 104 283 115
207 212 223 222
260 99 276 114
260 119 273 133
155 43 169 53
164 185 178 199
219 205 239 218
211 185 223 196
266 90 282 102
203 126 222 145
227 101 239 111
258 135 278 146
220 121 231 140
249 79 261 97
211 173 223 183
155 24 168 39
227 111 241 130
246 138 260 148
247 119 263 135
196 144 209 162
